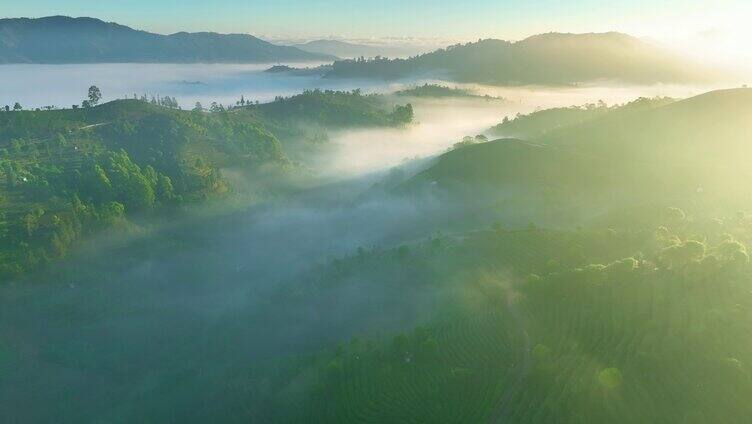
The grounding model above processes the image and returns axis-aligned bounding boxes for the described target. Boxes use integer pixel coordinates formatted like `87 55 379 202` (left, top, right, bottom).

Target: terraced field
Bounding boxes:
309 309 519 423
515 263 752 423
231 219 752 423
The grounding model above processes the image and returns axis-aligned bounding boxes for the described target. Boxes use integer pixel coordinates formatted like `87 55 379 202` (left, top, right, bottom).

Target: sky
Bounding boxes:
3 0 751 66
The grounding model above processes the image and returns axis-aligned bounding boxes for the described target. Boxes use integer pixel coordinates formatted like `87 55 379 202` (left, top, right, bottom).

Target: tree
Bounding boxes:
392 103 414 124
13 102 22 111
193 102 204 112
156 174 175 201
210 102 223 113
105 150 156 211
88 85 102 106
87 164 112 203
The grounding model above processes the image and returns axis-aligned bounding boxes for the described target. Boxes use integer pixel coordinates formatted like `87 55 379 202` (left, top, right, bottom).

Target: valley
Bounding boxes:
1 10 751 422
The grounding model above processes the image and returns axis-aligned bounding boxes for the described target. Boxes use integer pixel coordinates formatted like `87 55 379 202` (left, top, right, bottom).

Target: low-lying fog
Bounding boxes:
0 62 393 108
0 62 725 111
0 67 730 421
320 82 725 176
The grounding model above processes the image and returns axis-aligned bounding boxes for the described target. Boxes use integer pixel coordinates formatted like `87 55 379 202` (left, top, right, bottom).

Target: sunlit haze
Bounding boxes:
5 0 752 69
3 2 752 423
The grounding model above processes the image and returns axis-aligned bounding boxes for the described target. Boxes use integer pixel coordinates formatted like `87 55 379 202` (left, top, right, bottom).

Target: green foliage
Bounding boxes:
234 210 752 423
0 91 408 279
597 368 623 389
255 89 414 128
87 85 102 106
391 103 414 125
394 83 503 101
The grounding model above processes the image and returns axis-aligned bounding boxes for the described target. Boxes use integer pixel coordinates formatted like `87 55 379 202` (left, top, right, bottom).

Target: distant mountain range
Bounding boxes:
324 32 721 85
290 39 430 59
0 16 335 64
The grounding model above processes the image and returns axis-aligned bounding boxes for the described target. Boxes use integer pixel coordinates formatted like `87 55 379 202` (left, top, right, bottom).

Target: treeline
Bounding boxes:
394 83 504 101
256 89 414 127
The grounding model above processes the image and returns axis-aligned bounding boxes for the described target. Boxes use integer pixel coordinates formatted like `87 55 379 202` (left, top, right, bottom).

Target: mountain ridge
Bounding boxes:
0 16 335 63
323 32 721 85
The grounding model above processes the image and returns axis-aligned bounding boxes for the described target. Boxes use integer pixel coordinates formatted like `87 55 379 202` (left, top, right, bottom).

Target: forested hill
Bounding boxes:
0 90 413 279
405 88 752 220
394 84 504 101
324 32 717 85
0 16 334 63
488 96 676 139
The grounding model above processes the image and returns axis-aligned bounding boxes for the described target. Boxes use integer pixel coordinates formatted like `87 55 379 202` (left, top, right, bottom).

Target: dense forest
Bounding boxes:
0 90 413 278
394 83 503 100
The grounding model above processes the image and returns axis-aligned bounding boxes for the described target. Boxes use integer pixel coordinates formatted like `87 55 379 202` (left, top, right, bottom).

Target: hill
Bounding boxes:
394 83 505 101
291 39 429 59
199 216 752 423
0 16 334 63
0 90 413 278
324 32 718 85
405 88 752 222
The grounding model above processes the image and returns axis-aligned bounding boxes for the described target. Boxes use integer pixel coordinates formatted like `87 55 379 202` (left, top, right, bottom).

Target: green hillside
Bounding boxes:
196 209 751 423
487 96 675 138
0 90 413 279
408 88 752 216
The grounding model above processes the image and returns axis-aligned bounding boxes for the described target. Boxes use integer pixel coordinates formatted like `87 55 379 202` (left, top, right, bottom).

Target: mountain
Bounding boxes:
291 40 381 59
0 16 335 63
324 32 720 85
291 39 428 59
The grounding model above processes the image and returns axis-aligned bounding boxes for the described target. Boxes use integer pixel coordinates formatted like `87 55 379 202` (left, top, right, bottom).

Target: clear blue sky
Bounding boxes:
2 0 747 42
